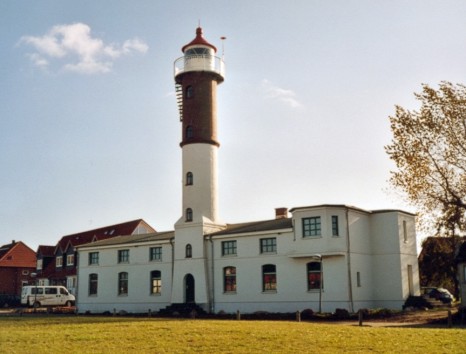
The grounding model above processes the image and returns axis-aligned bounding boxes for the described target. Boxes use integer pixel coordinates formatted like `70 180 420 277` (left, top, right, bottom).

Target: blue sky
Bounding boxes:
2 1 466 250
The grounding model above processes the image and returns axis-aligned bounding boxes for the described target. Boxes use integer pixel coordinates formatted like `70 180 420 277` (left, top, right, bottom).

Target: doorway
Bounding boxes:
185 274 195 303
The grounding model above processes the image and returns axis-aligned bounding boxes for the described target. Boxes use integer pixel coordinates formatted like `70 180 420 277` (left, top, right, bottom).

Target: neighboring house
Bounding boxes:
455 241 466 308
77 205 419 314
0 241 36 296
76 27 420 314
36 219 155 294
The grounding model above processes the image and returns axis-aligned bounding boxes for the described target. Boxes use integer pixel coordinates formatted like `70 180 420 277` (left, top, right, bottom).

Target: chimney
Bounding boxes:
275 208 288 219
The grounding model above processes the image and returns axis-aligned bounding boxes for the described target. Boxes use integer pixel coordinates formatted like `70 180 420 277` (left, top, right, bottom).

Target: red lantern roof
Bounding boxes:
182 27 217 53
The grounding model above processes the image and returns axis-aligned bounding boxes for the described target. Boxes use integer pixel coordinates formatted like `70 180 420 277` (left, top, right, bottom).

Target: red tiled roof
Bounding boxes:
182 27 217 53
0 241 36 268
54 219 155 253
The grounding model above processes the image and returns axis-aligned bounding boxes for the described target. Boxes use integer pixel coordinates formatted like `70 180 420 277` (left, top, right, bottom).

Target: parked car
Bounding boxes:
21 285 75 308
427 287 454 304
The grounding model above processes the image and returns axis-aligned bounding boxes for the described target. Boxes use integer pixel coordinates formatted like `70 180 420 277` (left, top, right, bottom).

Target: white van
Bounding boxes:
21 286 75 308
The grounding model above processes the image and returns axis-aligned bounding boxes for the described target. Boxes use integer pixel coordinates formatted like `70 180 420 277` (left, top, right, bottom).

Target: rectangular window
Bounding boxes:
118 272 128 295
303 217 321 237
262 264 277 291
307 262 322 290
332 216 339 236
151 271 161 294
224 267 236 292
357 271 361 287
37 259 43 270
67 254 74 266
403 220 408 243
260 238 277 253
89 252 99 265
221 241 237 256
118 250 129 263
149 247 162 261
89 274 98 295
56 256 63 268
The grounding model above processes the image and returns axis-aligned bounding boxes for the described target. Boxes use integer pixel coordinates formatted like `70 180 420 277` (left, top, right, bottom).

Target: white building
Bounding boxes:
76 28 420 314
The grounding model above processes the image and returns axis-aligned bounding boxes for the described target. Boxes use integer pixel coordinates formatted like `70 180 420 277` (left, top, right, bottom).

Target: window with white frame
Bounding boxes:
56 256 63 268
150 270 162 294
67 254 74 266
36 259 43 270
303 217 321 237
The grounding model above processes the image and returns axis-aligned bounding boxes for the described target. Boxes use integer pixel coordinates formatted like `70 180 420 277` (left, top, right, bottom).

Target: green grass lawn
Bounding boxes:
0 316 464 353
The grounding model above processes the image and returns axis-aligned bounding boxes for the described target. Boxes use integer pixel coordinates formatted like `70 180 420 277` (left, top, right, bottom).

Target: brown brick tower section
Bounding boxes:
177 72 220 147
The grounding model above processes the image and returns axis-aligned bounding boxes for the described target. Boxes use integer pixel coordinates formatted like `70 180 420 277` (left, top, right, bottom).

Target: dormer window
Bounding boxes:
56 256 63 268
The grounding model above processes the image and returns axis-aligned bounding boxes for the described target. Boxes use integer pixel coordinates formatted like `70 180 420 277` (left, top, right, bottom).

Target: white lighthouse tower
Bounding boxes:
172 27 225 308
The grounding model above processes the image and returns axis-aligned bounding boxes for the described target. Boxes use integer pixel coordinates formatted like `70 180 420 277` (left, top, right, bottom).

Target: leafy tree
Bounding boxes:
385 82 466 236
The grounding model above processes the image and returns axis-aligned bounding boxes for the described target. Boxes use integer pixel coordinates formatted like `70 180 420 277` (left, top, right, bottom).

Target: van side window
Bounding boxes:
45 288 57 295
32 288 44 295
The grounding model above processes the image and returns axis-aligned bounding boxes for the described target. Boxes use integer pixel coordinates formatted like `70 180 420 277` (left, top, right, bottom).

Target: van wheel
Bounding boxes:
65 301 72 307
33 301 40 309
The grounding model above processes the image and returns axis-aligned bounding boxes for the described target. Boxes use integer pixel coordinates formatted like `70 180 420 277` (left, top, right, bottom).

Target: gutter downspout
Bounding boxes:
169 237 175 297
209 235 215 314
345 208 354 313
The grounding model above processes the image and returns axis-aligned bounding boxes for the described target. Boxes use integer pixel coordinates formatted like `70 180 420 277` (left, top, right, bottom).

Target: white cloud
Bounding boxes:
262 79 303 108
19 23 148 74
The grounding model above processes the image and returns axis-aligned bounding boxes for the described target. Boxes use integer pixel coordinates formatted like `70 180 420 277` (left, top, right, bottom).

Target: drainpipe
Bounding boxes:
345 208 354 313
169 238 175 291
209 235 215 314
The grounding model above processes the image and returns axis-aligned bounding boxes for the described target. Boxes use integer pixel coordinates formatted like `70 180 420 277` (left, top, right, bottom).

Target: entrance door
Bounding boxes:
185 274 195 303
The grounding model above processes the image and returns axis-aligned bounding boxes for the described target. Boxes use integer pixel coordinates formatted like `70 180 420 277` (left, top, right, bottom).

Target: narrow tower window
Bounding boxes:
186 86 194 99
186 208 193 222
186 126 194 139
186 172 193 185
186 244 192 258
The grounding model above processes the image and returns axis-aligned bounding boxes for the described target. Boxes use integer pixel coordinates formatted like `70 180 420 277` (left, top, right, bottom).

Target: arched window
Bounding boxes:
89 273 98 296
185 244 192 258
186 125 194 139
307 261 322 290
186 208 193 222
118 272 128 295
186 172 193 185
186 86 194 99
150 270 161 294
224 266 236 292
262 264 277 291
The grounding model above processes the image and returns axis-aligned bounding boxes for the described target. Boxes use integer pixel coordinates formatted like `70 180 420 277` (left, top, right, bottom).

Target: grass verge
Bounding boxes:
0 316 464 353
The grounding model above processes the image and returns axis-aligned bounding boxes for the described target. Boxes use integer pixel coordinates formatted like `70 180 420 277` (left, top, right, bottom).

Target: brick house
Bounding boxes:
0 241 36 297
36 219 155 294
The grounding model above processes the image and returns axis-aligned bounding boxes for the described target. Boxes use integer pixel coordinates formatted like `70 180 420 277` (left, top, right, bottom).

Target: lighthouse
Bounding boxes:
172 27 225 307
174 27 224 227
